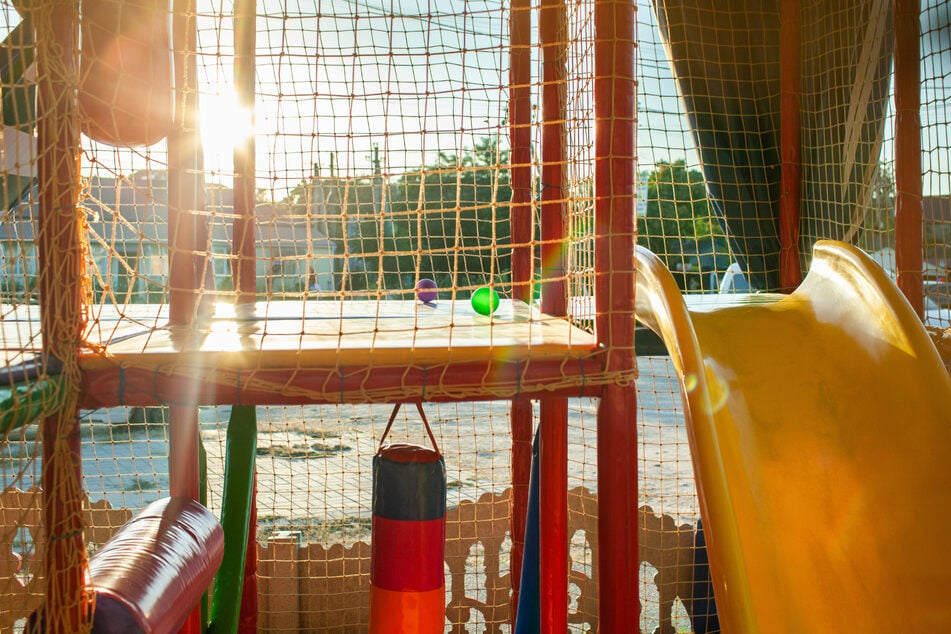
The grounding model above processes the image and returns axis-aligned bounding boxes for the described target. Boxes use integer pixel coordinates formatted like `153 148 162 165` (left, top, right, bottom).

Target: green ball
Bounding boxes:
471 286 500 315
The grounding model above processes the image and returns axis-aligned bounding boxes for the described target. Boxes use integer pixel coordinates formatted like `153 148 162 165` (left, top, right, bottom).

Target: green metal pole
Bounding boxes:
208 404 257 633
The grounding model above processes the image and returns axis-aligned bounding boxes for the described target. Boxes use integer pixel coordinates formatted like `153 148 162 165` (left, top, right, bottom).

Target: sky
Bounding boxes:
2 0 950 197
0 0 699 197
194 0 519 192
199 0 701 194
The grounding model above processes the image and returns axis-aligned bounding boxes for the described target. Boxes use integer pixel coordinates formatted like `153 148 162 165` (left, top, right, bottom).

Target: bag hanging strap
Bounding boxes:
377 402 441 456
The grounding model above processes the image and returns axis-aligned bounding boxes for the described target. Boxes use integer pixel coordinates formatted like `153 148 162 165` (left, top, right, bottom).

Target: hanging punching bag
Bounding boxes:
78 0 173 146
369 405 446 633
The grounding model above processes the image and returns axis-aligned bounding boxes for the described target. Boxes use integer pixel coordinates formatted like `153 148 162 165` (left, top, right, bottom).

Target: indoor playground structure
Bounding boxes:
0 0 949 632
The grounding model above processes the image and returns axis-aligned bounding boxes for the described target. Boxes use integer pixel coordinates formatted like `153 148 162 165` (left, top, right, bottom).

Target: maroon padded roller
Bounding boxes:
88 496 224 633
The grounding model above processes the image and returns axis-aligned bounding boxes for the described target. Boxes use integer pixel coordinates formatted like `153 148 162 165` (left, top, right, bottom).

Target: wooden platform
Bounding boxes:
4 297 802 407
18 299 608 407
81 299 596 369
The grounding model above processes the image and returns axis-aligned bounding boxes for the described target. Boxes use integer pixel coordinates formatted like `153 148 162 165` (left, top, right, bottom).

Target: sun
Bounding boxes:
198 88 254 167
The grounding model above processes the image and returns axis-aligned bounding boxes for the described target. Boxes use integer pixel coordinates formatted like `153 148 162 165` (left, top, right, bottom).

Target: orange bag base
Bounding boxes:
368 584 445 634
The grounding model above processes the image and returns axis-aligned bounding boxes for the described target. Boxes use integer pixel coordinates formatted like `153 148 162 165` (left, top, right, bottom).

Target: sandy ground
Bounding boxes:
2 357 699 632
8 357 696 530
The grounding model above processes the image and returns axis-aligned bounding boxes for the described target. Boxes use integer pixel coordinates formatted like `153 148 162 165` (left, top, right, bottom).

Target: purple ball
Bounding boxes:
416 278 438 303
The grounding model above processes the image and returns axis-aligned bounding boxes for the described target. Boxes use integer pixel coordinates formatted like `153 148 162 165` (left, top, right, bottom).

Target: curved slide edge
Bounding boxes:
635 240 951 633
634 244 757 631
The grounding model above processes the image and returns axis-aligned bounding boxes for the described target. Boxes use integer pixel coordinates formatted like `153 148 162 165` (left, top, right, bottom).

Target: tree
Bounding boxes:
637 159 722 271
279 170 385 294
856 163 896 252
385 137 512 295
275 138 511 296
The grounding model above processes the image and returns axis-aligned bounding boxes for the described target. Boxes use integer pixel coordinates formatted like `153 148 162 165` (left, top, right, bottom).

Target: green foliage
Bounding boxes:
282 172 385 294
276 137 511 297
383 137 512 295
633 160 729 292
857 163 896 252
636 160 721 266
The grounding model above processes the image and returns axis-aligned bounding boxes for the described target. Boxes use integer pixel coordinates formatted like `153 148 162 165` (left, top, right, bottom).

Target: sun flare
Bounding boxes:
198 88 254 162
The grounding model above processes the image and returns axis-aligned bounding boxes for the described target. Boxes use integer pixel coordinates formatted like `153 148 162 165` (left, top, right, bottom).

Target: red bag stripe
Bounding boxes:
371 515 445 592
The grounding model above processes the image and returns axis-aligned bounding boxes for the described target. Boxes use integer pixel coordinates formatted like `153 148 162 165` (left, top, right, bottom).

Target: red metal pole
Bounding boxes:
508 399 532 622
510 0 533 307
169 0 203 327
168 0 202 496
594 0 639 629
36 2 88 630
894 0 923 317
234 0 259 629
538 398 567 632
779 0 803 292
539 0 568 629
234 0 257 304
169 2 204 630
539 0 567 324
508 0 533 622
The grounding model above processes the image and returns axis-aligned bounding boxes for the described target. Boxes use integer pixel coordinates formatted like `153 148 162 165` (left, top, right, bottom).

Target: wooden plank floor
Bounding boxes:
75 299 598 370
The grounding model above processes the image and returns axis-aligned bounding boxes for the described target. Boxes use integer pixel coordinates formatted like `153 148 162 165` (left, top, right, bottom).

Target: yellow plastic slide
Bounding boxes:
635 240 951 632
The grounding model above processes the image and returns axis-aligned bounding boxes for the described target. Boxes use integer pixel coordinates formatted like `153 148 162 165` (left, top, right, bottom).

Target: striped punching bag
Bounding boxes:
369 403 446 633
